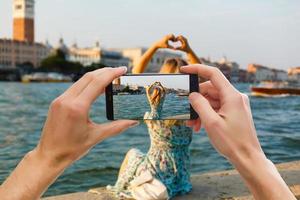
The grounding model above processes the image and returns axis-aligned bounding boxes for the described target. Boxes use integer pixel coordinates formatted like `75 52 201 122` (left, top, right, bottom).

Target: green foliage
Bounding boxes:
39 49 83 74
123 85 130 92
39 49 108 75
83 62 106 73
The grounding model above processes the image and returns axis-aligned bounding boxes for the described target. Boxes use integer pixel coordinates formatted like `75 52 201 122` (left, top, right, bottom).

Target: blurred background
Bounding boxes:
0 0 299 197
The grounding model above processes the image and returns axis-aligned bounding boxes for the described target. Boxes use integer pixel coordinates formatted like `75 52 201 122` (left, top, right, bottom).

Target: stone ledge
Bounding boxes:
43 161 300 200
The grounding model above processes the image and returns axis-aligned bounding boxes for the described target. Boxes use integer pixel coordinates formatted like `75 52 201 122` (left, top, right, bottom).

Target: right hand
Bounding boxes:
155 34 176 49
181 64 264 164
181 64 297 200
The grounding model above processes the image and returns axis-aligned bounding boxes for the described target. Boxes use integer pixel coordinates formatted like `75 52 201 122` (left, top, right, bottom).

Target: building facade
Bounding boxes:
64 41 130 67
121 48 183 73
68 43 101 66
247 64 287 82
13 0 35 43
0 0 50 69
100 50 130 67
0 39 51 68
288 67 300 82
273 69 288 81
199 57 241 82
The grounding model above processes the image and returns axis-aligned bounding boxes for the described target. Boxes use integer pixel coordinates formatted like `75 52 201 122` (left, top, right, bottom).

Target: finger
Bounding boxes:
199 81 220 100
61 68 107 99
193 119 202 133
168 34 176 41
177 35 185 43
89 120 139 146
76 67 127 107
186 119 197 127
177 35 188 48
189 92 223 127
205 96 221 110
180 64 235 97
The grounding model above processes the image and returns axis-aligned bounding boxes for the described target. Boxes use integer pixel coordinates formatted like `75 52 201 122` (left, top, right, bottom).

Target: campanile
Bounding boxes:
13 0 35 43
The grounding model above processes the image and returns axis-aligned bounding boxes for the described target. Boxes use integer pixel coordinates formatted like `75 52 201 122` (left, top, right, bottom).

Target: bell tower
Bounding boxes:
13 0 35 43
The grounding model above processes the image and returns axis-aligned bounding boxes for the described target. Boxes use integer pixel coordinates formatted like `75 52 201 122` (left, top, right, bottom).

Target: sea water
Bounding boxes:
0 82 299 196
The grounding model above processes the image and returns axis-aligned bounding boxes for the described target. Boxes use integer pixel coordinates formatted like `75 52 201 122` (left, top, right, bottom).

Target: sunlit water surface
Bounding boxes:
0 83 299 197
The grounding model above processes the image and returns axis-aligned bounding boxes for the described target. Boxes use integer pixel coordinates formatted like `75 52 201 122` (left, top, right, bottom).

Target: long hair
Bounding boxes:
159 58 188 74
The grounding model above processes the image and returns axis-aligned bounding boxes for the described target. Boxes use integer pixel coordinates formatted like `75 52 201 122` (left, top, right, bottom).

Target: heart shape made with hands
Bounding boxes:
168 38 183 49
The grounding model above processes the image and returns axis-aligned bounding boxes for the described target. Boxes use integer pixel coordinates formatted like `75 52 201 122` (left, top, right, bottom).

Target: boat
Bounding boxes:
117 92 130 95
177 92 189 97
251 81 300 96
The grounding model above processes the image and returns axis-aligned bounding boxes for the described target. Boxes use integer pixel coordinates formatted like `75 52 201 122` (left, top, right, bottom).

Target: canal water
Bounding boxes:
0 82 299 196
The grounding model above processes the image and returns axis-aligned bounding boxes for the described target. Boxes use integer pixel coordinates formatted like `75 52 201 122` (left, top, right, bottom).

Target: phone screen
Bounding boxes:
106 74 198 120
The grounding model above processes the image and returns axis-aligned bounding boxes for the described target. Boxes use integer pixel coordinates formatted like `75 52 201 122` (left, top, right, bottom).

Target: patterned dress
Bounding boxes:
108 83 193 199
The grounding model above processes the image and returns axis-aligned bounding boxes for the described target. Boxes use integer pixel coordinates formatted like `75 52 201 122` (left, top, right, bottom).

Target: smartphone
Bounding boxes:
105 74 199 120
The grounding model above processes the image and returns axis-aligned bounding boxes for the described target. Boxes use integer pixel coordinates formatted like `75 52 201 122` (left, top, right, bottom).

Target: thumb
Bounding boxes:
189 92 221 126
90 120 139 146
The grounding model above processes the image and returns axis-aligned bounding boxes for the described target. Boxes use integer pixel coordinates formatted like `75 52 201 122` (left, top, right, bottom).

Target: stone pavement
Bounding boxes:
44 161 300 200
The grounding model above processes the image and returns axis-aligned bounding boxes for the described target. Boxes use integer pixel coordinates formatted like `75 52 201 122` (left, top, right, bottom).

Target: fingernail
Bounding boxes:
118 66 128 74
129 121 139 128
189 92 199 101
179 66 187 72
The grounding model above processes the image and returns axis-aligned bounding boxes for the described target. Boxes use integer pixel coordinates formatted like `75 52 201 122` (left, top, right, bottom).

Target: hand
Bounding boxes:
182 64 262 163
155 34 176 49
174 35 192 53
35 67 138 168
181 64 296 200
0 67 139 200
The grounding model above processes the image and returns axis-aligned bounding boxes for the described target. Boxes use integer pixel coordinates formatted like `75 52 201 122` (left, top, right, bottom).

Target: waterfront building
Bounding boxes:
120 48 183 73
273 69 288 81
58 40 130 67
218 57 240 82
288 67 300 82
67 41 101 66
238 69 249 83
100 50 130 67
247 64 288 82
198 57 240 82
248 64 274 82
13 0 35 43
0 0 51 69
0 39 51 68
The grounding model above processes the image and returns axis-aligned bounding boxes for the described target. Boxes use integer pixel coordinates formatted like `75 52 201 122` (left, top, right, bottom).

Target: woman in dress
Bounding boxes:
108 34 201 199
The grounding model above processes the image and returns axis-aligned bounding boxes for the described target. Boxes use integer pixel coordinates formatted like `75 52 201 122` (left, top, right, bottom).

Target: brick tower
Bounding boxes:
13 0 35 43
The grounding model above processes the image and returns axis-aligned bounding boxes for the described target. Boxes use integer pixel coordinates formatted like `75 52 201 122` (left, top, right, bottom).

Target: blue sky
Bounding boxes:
120 75 189 90
0 0 299 69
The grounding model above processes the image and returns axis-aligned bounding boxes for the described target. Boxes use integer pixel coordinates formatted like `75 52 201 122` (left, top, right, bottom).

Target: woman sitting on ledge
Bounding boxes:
107 34 201 199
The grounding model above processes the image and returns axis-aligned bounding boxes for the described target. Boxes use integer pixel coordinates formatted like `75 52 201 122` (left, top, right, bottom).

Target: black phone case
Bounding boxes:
106 73 199 120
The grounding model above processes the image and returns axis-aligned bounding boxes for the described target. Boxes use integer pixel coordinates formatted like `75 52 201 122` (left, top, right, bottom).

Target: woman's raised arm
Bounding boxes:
175 35 201 64
132 34 176 74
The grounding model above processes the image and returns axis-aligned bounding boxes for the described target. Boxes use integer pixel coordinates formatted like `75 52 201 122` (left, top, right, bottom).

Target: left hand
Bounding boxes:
0 67 139 200
35 67 138 168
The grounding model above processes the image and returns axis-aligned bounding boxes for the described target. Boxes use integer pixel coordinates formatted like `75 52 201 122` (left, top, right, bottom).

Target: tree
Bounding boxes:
16 62 35 74
39 50 83 74
83 62 106 73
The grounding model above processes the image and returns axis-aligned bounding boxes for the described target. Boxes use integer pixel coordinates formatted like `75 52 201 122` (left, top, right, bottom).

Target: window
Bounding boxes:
15 5 22 10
